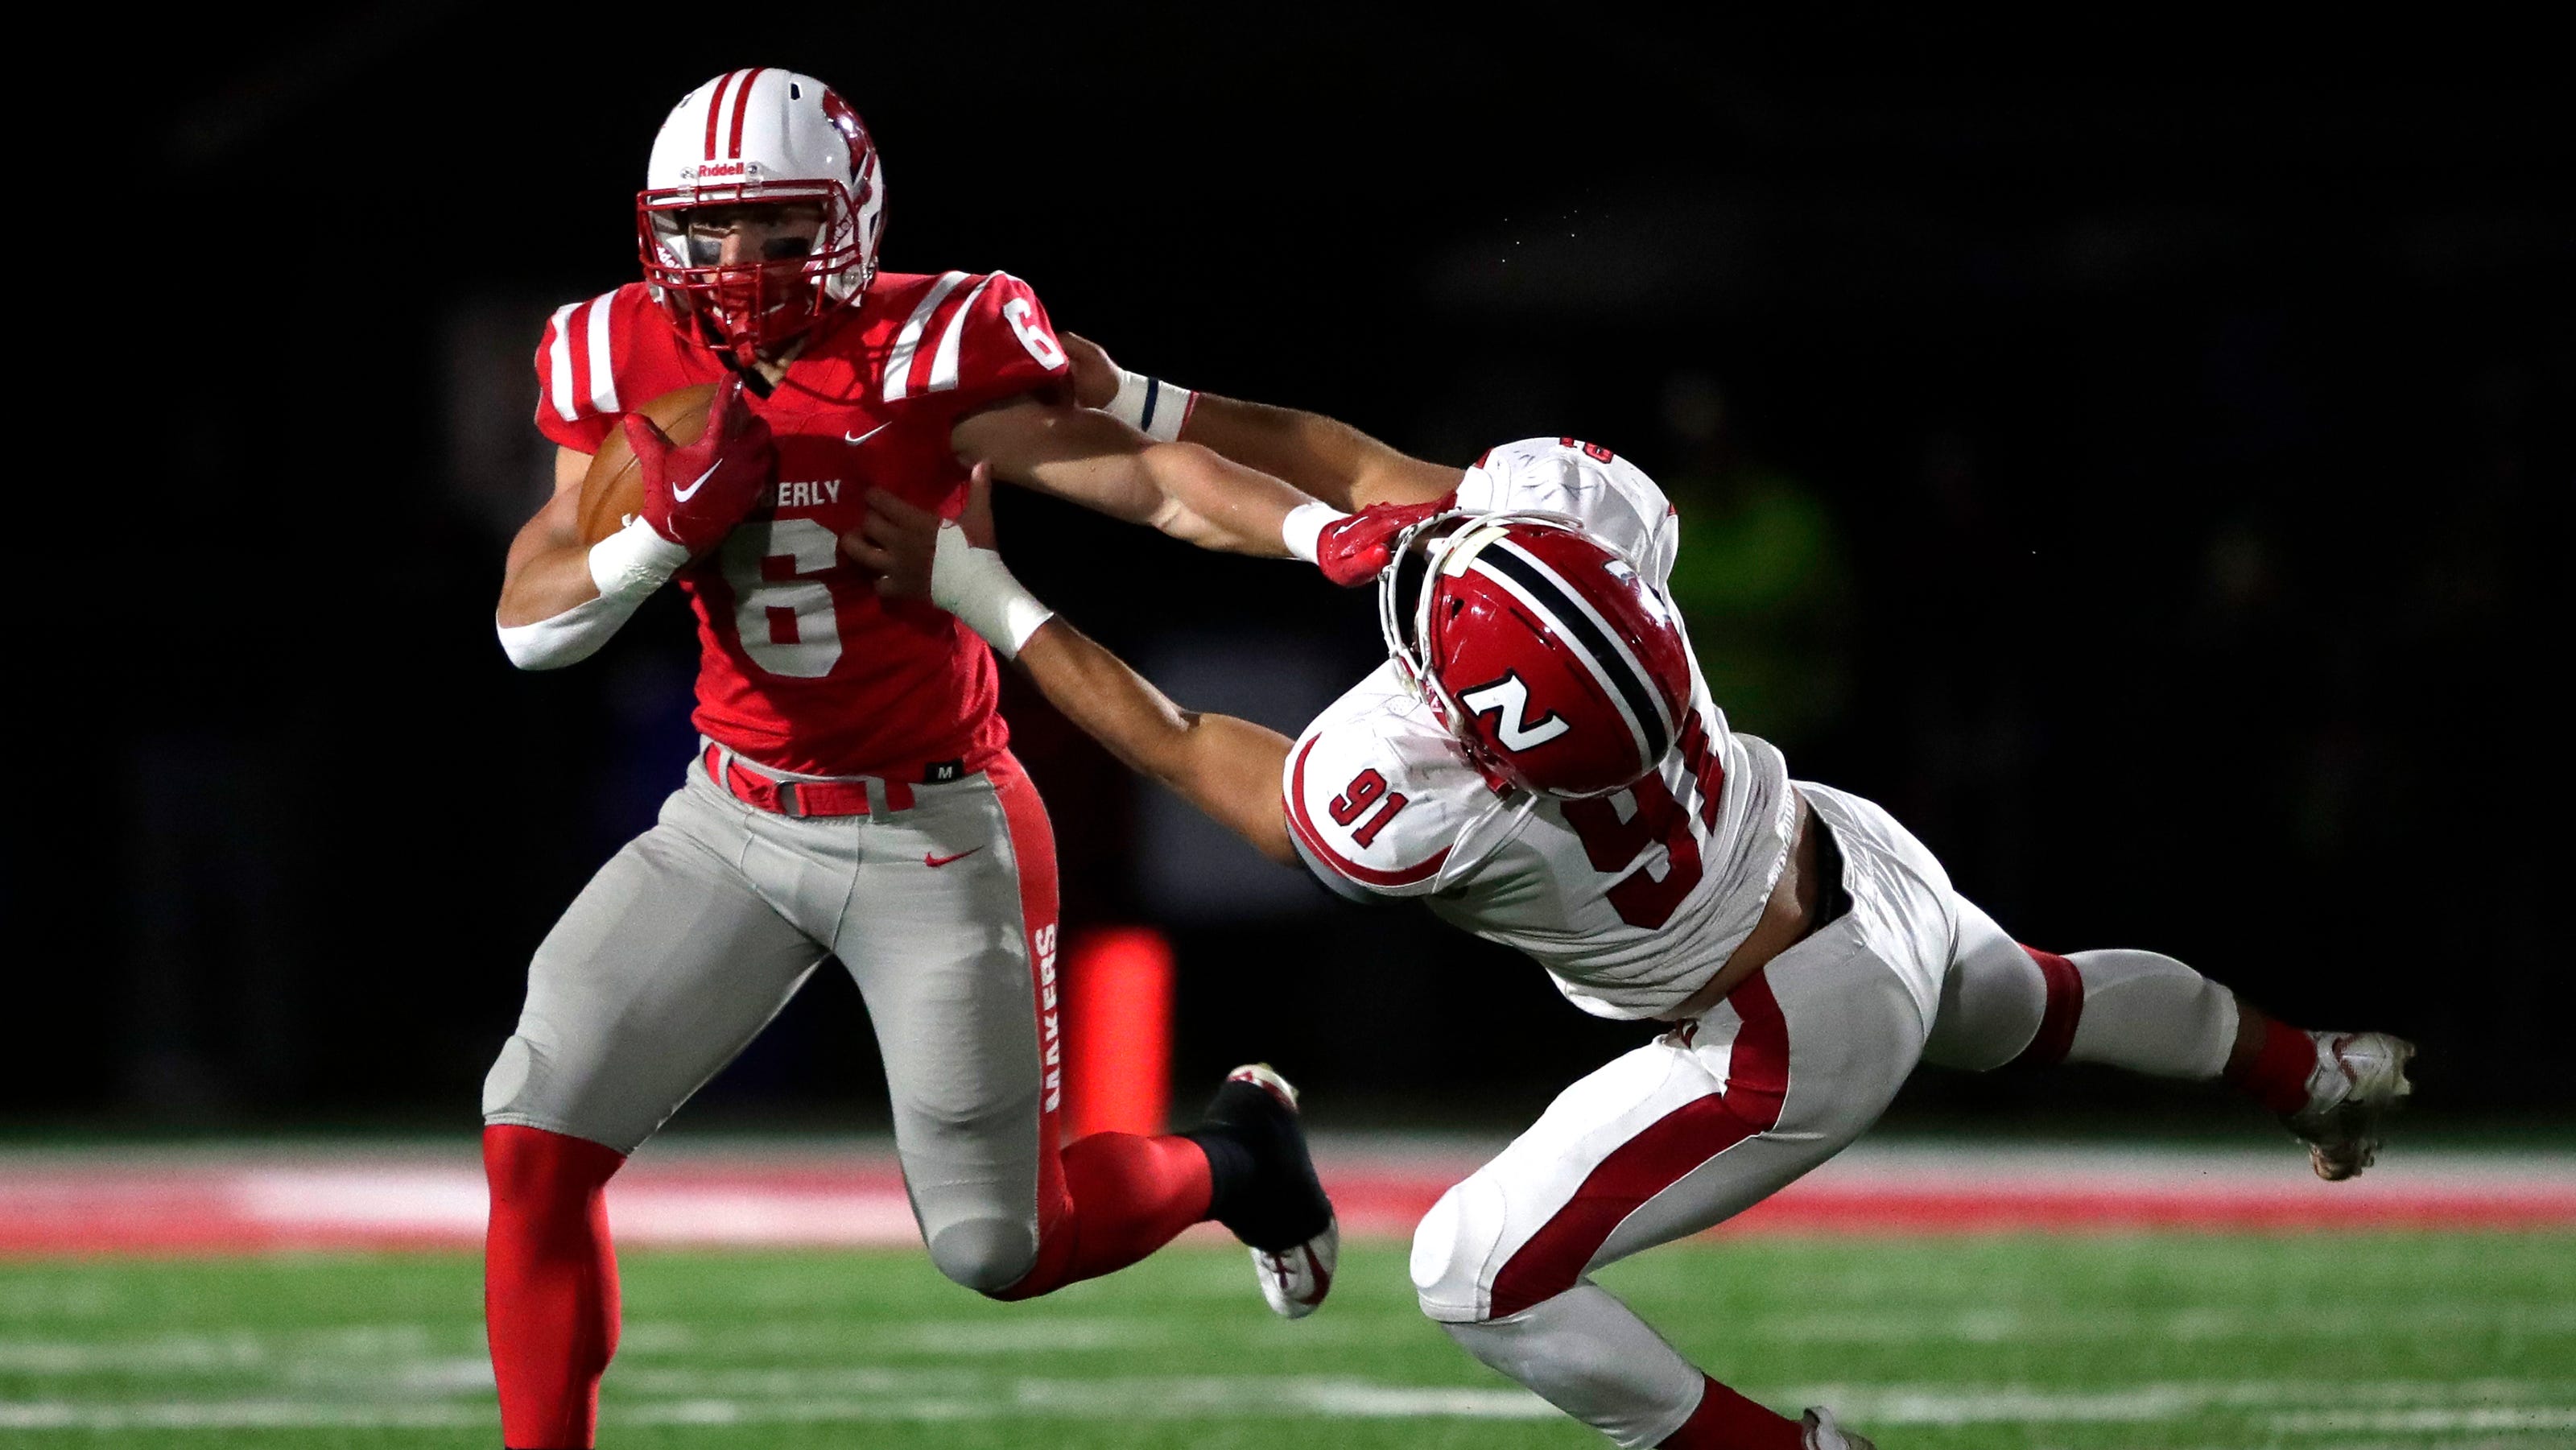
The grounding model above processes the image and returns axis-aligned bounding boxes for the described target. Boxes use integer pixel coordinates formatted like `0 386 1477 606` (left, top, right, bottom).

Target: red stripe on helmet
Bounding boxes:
702 71 739 162
729 67 767 159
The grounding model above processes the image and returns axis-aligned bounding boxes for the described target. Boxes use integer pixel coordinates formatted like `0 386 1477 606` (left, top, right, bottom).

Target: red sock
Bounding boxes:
1659 1374 1803 1449
991 1131 1213 1300
484 1126 625 1449
2229 1018 2319 1117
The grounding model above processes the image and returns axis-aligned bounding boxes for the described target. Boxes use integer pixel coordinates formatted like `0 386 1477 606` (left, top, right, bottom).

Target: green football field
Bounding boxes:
3 1234 2570 1448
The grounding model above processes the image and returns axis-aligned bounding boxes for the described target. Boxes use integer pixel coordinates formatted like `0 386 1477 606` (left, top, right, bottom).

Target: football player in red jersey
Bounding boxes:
848 345 2417 1450
482 70 1343 1450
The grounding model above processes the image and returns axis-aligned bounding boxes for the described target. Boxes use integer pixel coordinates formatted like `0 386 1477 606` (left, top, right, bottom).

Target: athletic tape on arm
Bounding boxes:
930 523 1055 658
495 519 691 670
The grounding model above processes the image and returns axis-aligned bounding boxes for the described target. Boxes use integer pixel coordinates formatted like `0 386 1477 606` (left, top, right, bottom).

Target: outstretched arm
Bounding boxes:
951 396 1312 559
842 467 1298 865
952 395 1446 585
1013 621 1298 864
1062 333 1465 510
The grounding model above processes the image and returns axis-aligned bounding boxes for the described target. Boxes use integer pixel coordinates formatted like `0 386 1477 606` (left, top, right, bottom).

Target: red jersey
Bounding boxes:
531 271 1072 777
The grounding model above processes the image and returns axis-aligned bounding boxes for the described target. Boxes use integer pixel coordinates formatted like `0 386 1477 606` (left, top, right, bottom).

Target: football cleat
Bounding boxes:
1188 1064 1340 1319
2282 1030 2416 1182
1802 1406 1878 1450
1253 1217 1340 1320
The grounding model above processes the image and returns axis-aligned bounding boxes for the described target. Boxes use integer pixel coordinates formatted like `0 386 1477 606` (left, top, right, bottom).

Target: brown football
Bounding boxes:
575 382 721 545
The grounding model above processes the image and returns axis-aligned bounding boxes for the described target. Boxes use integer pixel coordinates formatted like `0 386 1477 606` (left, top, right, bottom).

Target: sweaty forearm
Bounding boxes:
494 522 689 668
1174 394 1464 510
1175 394 1380 510
497 543 602 629
1136 441 1311 559
1014 622 1298 864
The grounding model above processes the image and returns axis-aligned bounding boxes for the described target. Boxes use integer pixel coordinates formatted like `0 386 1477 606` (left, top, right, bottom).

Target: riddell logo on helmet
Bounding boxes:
679 162 759 181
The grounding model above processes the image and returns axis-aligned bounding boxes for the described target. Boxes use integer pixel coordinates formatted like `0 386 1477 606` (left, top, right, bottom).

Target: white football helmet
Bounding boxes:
636 68 886 361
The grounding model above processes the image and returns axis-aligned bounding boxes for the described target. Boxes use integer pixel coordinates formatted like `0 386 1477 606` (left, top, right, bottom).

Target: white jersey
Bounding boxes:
1282 438 1797 1019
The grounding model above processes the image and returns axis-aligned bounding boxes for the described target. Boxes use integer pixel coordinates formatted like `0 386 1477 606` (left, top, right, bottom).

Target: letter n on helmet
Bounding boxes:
1385 513 1694 799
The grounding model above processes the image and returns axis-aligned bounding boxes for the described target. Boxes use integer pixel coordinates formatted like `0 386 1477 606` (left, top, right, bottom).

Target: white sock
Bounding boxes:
1443 1282 1707 1448
2063 949 2240 1080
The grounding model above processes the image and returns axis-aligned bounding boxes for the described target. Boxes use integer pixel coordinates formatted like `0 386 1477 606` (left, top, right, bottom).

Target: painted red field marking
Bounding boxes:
3 1148 2570 1257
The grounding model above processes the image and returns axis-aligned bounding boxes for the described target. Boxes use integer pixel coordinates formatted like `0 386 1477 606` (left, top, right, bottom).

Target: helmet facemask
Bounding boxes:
638 176 873 365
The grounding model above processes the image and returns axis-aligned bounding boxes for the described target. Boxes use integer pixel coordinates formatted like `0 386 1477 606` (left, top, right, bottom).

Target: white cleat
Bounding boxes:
1196 1064 1340 1320
1253 1217 1339 1320
1803 1406 1877 1449
2283 1030 2416 1182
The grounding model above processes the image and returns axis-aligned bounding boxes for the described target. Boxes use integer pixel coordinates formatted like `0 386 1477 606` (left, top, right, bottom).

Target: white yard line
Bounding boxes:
2 1376 2570 1431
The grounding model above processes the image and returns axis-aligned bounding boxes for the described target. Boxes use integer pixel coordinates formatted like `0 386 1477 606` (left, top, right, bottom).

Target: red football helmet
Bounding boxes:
1381 512 1694 799
637 69 886 363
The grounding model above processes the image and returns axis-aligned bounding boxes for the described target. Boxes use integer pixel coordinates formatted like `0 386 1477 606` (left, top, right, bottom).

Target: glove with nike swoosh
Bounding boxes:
621 376 777 553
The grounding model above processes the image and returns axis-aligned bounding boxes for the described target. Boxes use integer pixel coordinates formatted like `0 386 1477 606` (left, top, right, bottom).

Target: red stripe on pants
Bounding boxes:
1488 971 1792 1320
983 754 1210 1300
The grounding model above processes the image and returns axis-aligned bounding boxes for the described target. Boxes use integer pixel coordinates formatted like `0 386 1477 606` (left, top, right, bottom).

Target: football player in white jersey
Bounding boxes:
844 351 2416 1450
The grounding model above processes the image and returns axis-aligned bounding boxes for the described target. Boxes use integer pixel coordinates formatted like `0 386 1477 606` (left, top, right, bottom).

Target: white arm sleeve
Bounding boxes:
495 518 689 671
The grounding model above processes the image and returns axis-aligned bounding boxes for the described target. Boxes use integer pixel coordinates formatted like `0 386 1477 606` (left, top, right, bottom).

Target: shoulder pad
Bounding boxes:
533 285 650 453
1456 436 1680 585
880 269 1069 407
1282 671 1492 899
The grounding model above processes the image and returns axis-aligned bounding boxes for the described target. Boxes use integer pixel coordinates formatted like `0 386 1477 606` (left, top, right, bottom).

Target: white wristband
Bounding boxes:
1280 500 1350 564
587 517 691 601
929 522 1055 659
1104 367 1195 443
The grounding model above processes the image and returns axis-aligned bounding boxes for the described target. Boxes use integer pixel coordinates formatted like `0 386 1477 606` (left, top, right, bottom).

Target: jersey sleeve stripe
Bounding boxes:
702 71 740 161
726 67 767 159
1285 738 1449 888
883 271 969 403
925 275 998 394
545 302 581 423
584 290 621 415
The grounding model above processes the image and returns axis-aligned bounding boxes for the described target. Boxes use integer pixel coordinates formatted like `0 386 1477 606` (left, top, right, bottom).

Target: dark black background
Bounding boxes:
22 6 2568 1136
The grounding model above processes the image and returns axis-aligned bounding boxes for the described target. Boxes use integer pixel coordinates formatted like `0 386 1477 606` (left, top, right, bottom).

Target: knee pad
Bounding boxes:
927 1217 1041 1295
481 1033 543 1121
1410 1179 1505 1323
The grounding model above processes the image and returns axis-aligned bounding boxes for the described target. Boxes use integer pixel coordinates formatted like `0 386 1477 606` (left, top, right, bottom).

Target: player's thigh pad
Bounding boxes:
828 763 1055 1289
1412 928 1926 1324
483 780 826 1154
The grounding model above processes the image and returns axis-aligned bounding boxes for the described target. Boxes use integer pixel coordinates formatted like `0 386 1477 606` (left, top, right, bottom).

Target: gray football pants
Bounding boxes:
481 749 1063 1291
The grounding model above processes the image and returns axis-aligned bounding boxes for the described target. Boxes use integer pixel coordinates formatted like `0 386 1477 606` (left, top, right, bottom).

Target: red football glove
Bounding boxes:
1315 492 1459 587
621 378 777 553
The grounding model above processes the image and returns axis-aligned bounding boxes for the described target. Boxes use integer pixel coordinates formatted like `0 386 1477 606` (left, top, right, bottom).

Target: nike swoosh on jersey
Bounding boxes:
671 461 721 502
845 422 892 446
924 848 982 868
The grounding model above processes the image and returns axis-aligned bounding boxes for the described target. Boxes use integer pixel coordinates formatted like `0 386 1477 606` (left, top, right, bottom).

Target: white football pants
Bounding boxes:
1416 781 2236 1446
481 747 1063 1292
